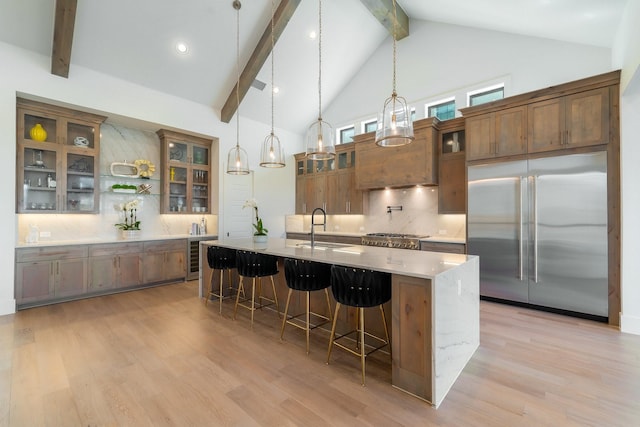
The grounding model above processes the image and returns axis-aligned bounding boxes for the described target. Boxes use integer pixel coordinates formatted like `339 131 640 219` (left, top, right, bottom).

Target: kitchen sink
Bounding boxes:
295 242 349 250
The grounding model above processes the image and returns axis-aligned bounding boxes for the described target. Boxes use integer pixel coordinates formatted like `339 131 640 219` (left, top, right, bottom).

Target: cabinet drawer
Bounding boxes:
16 246 88 262
420 242 466 254
144 239 186 253
89 242 144 257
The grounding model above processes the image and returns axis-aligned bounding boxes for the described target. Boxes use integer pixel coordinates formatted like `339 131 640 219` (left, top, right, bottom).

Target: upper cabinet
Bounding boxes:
157 129 214 214
16 98 106 213
465 106 527 161
294 143 366 214
461 71 619 163
528 87 610 154
354 117 439 190
438 118 466 214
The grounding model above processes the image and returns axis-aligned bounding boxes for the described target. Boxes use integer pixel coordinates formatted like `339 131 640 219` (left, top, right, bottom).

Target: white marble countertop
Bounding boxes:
420 236 466 244
286 230 466 244
202 237 475 280
16 233 218 248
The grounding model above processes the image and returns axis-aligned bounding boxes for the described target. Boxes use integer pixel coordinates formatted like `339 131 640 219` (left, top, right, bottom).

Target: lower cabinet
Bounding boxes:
88 242 143 291
15 238 186 309
15 246 88 306
143 240 186 284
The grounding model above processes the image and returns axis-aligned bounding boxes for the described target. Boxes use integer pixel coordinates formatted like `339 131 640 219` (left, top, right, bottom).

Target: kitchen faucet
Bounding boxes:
310 207 326 248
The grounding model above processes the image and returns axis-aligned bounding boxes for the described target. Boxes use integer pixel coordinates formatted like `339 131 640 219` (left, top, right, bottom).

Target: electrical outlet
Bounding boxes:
439 229 447 235
39 231 51 238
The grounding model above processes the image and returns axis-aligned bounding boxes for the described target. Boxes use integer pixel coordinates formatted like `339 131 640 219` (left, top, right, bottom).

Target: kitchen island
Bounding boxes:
200 237 479 408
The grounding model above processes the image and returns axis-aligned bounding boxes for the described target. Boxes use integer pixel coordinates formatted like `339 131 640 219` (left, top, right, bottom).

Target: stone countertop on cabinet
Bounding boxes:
288 230 466 245
15 234 218 248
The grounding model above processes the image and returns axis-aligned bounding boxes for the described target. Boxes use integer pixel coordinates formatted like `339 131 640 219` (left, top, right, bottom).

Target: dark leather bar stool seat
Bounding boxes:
280 258 333 354
326 265 392 385
233 250 281 328
205 246 238 313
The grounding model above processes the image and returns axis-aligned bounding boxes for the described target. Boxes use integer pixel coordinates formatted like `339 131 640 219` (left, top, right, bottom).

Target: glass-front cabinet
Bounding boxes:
16 98 105 213
157 129 213 214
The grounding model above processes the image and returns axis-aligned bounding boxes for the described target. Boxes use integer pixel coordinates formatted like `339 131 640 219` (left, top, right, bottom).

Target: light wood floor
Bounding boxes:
1 281 639 426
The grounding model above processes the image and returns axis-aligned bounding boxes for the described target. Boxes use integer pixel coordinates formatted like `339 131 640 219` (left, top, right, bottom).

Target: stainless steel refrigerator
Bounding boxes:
467 151 608 318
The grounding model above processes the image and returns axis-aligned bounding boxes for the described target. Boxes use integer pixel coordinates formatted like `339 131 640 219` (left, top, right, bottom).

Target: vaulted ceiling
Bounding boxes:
0 0 628 134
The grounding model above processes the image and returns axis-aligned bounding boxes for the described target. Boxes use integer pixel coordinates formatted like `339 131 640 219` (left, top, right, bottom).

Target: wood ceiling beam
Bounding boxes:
51 0 77 78
221 0 301 123
359 0 409 40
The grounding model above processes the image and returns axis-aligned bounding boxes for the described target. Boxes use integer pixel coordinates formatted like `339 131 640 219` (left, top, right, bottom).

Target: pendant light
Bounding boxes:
260 0 285 168
226 0 250 175
305 0 335 160
375 0 414 147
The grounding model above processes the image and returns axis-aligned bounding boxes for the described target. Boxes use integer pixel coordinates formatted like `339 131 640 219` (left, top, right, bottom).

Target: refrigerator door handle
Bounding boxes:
519 177 524 281
532 175 539 283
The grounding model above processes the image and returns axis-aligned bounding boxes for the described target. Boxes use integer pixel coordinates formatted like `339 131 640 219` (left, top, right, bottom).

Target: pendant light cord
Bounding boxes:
391 0 397 97
235 0 241 149
270 0 275 136
317 0 322 121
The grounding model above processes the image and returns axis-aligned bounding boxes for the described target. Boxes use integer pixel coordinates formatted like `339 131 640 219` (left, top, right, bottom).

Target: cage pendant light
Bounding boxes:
227 0 250 175
375 0 414 147
260 0 285 168
305 0 335 160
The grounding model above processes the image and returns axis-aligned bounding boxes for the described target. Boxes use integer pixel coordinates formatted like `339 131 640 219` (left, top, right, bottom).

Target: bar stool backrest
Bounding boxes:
284 258 332 292
236 250 279 278
207 246 237 270
330 265 392 308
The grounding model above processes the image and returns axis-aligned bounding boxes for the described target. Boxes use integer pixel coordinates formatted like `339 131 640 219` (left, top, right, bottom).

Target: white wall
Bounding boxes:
613 0 640 335
0 42 303 315
324 19 612 131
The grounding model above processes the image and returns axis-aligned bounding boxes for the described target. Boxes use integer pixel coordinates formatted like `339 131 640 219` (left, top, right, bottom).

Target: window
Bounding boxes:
337 125 355 144
362 119 377 133
427 99 456 120
469 85 504 106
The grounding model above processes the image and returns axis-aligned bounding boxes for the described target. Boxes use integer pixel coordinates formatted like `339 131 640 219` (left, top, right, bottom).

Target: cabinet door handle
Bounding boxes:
566 130 570 145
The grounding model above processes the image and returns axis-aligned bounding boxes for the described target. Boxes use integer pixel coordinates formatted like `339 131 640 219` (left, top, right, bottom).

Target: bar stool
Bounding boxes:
205 246 238 313
326 265 392 385
280 258 333 354
233 250 281 328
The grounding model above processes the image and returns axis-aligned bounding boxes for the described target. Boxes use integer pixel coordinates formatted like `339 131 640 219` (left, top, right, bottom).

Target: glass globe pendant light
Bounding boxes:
226 0 250 175
375 0 414 147
305 0 335 160
260 0 285 168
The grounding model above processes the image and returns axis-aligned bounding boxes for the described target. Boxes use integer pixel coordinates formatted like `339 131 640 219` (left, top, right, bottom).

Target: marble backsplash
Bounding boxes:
17 122 218 244
286 186 466 238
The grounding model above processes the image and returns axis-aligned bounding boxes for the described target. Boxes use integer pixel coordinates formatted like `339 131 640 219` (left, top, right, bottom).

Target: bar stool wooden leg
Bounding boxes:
250 278 257 328
360 307 366 385
218 269 224 313
205 269 215 306
324 288 332 321
305 291 311 354
380 305 391 359
270 276 281 318
233 277 245 320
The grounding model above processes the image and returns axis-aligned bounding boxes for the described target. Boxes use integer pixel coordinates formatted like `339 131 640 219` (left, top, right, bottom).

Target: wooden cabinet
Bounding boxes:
15 246 88 307
438 118 466 214
294 143 365 214
465 106 526 161
157 129 213 214
143 239 186 284
420 241 466 254
88 242 143 291
355 118 438 190
528 87 610 154
16 98 105 213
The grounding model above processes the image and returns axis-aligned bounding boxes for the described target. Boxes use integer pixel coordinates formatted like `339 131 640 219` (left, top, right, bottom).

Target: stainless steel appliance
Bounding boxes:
361 233 427 250
467 151 608 318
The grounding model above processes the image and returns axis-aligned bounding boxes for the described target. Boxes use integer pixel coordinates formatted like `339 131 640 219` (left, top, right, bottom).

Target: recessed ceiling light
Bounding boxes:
309 31 317 39
273 86 279 94
176 42 189 54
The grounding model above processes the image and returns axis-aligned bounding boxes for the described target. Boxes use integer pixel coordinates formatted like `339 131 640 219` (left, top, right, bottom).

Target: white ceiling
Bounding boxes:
0 0 628 134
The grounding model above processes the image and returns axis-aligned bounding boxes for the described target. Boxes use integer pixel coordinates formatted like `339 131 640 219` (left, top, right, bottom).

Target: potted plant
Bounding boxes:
243 198 268 243
115 199 141 239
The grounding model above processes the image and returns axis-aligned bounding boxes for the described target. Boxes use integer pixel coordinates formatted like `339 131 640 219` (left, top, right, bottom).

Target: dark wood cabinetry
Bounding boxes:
294 143 365 214
465 106 527 161
354 118 439 189
438 118 466 214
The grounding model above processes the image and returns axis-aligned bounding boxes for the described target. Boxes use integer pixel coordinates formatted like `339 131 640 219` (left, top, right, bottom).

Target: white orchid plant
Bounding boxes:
243 198 268 236
114 199 141 230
